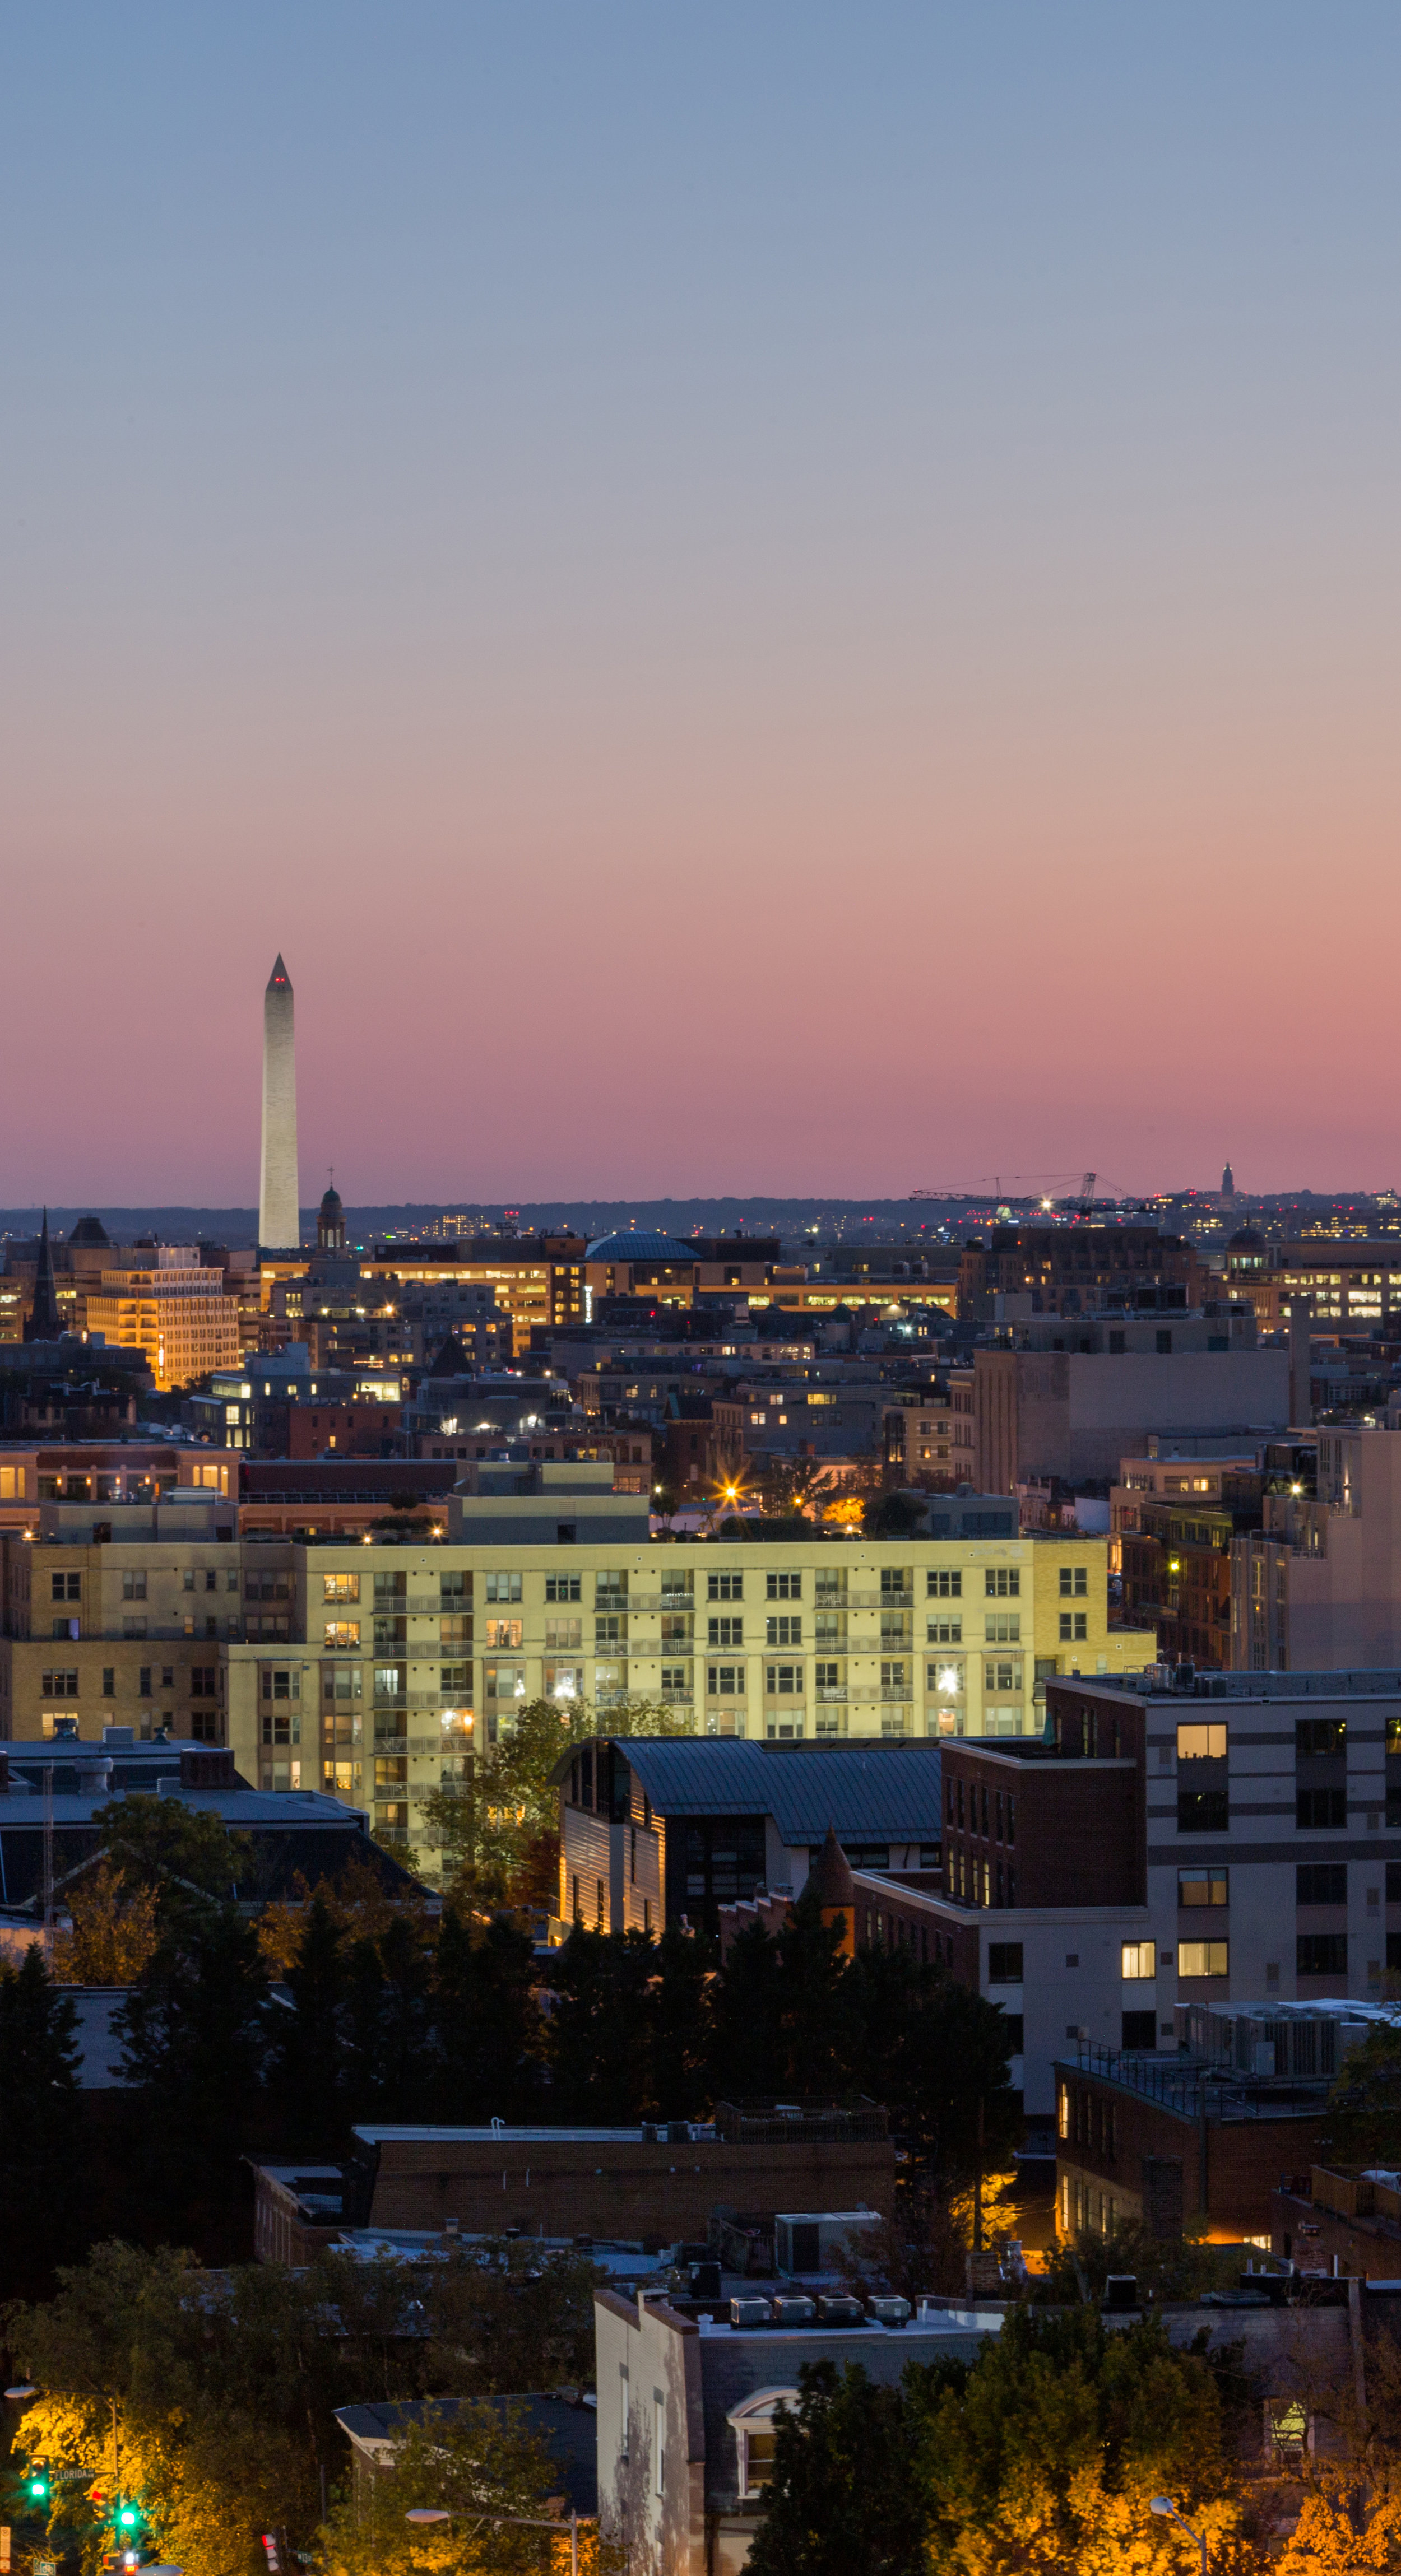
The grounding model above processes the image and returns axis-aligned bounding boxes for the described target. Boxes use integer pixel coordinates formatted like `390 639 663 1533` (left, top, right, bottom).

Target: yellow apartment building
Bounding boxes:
79 1261 242 1392
1 1485 1154 1880
219 1524 1153 1871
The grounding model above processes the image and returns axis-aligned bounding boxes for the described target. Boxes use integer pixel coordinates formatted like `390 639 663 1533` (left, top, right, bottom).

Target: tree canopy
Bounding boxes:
3 2235 604 2576
749 2308 1249 2576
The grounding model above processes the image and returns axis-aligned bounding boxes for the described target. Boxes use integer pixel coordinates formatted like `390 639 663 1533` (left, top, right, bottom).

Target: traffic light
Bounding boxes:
262 2533 282 2574
116 2504 140 2532
26 2471 49 2504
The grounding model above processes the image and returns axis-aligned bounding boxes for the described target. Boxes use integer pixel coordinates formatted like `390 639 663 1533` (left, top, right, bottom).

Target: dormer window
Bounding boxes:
727 2389 798 2500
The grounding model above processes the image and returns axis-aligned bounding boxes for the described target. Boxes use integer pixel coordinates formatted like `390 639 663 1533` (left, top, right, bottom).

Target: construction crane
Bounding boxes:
1076 1171 1096 1214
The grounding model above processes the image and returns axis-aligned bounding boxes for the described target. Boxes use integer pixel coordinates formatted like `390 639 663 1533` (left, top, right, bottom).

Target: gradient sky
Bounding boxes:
2 4 1399 1207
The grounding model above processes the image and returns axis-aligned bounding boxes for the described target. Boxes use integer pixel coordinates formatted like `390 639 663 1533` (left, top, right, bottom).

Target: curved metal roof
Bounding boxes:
584 1230 697 1262
560 1736 943 1840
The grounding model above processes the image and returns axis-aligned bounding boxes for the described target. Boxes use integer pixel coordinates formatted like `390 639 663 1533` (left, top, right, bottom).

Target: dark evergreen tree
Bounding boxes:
707 1915 785 2103
272 1890 348 2148
843 1944 1018 2175
546 1928 658 2121
117 1910 271 2255
432 1909 542 2122
341 1932 389 2116
648 1923 714 2120
375 1913 437 2119
773 1886 852 2095
744 2360 929 2576
0 1947 82 2297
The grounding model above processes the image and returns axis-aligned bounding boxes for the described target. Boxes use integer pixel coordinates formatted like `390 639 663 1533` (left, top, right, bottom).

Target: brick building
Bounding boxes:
1054 1998 1388 2242
251 2103 896 2259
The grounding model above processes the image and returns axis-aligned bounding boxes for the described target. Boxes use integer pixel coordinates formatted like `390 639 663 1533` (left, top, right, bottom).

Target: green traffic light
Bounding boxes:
118 2508 138 2529
28 2474 49 2500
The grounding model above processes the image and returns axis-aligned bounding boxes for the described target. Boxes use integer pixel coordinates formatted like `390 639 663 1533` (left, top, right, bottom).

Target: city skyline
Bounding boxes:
3 4 1399 1203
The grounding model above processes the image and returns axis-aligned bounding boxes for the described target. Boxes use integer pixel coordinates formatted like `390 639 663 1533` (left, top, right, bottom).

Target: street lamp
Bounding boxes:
1151 2495 1208 2576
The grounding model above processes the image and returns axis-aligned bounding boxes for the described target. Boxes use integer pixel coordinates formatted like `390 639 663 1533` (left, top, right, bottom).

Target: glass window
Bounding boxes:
927 1570 962 1598
1177 1868 1228 1907
1178 1789 1229 1832
708 1571 743 1601
767 1572 801 1600
323 1620 360 1650
486 1571 523 1603
1297 1863 1347 1904
984 1568 1020 1597
767 1615 802 1647
987 1943 1023 1982
1177 1723 1227 1760
706 1663 746 1698
545 1573 581 1602
1121 1940 1156 1980
1296 1718 1347 1758
485 1617 523 1649
1179 1940 1229 1978
323 1573 360 1603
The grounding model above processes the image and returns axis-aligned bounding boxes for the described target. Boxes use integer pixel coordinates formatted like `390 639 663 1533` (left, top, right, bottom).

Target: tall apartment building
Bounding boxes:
900 1668 1401 2114
0 1491 243 1747
1224 1230 1401 1333
959 1224 1204 1323
954 1309 1288 1492
79 1250 241 1392
1121 1477 1266 1668
1233 1427 1401 1671
0 1465 1152 1871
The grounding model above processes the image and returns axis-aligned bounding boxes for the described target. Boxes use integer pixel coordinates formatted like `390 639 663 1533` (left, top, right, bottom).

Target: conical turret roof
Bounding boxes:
808 1824 856 1912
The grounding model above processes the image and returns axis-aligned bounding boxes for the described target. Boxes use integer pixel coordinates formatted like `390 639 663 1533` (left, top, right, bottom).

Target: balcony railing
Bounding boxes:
815 1685 848 1703
371 1735 408 1756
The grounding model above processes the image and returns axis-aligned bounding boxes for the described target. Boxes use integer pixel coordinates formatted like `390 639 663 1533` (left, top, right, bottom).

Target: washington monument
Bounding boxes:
259 955 300 1249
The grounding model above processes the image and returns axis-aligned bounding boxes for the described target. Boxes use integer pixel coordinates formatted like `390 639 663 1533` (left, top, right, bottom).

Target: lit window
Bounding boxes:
1121 1940 1156 1980
1176 1722 1227 1760
1179 1940 1229 1978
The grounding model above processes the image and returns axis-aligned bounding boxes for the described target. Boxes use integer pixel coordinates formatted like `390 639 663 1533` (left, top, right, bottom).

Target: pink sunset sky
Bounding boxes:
2 4 1399 1207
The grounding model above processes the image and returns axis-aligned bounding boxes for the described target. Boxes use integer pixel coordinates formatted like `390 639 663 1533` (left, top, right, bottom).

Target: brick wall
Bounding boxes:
1056 2064 1329 2237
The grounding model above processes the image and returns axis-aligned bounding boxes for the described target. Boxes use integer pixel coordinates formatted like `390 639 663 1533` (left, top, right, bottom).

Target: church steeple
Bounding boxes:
25 1208 61 1342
